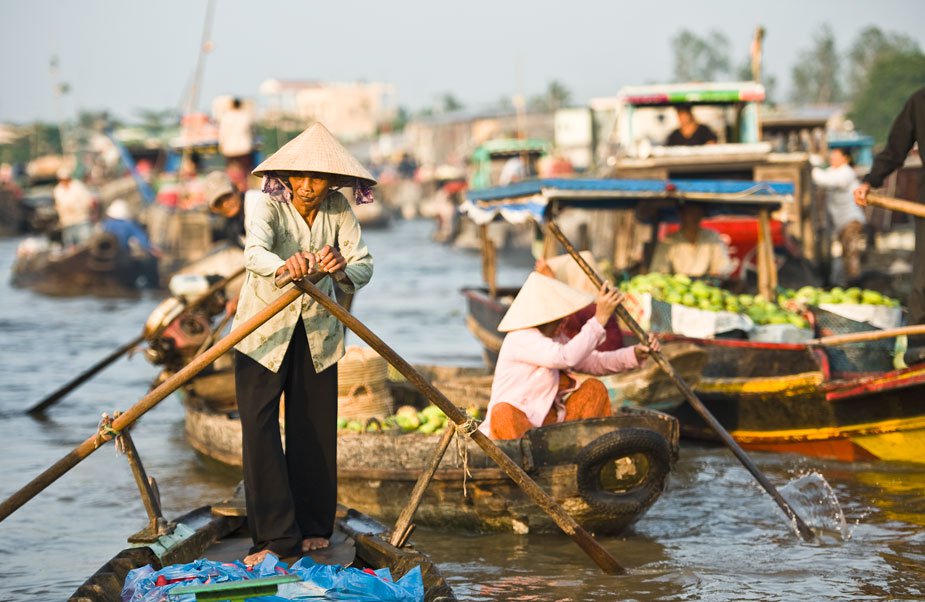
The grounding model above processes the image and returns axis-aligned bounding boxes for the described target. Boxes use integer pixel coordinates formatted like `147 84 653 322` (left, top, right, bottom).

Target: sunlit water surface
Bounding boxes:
1 220 923 601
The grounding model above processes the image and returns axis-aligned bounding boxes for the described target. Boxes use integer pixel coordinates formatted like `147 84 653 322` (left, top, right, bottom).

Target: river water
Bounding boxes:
1 219 924 601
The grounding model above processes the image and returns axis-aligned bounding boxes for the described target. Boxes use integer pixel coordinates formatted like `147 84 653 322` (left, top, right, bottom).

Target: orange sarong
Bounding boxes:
489 377 612 440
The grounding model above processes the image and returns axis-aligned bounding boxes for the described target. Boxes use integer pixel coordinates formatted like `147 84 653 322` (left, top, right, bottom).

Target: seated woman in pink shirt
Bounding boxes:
481 272 660 440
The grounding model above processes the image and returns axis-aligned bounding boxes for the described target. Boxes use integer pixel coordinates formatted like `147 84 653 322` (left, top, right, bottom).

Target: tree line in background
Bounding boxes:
671 25 925 143
3 24 924 166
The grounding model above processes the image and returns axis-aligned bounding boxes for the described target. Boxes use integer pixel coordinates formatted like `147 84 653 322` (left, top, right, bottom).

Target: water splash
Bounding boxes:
779 472 851 541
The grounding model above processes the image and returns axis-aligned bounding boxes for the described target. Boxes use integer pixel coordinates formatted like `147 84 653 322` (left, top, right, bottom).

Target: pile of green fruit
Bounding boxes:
778 286 900 308
337 404 483 435
620 273 810 328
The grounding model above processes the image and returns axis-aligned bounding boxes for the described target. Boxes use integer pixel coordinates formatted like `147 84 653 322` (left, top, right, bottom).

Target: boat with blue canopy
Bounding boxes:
459 177 794 368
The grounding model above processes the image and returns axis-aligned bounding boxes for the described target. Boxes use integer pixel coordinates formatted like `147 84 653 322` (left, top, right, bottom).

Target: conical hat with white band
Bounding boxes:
497 272 595 332
252 122 376 187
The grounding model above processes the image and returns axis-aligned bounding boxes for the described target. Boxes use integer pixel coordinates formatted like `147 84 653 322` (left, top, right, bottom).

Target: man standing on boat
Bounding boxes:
813 147 865 282
231 123 375 567
665 104 718 146
855 87 925 327
53 167 95 246
218 98 256 190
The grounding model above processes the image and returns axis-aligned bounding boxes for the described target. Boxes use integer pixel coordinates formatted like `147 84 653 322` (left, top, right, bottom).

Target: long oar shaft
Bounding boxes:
866 193 925 219
286 275 626 575
0 276 308 524
26 267 247 415
27 334 145 415
547 221 815 541
809 324 925 348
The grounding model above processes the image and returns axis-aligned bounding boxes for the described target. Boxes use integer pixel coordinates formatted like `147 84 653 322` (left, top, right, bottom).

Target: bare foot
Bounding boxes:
302 537 330 552
243 549 272 567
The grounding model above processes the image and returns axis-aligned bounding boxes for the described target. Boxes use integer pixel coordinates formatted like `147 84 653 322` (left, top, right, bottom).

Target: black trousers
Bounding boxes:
911 217 925 326
234 320 338 557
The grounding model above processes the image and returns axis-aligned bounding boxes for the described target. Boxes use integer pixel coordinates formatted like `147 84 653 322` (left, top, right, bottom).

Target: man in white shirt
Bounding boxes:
812 147 865 280
53 168 95 246
649 203 733 279
218 98 255 183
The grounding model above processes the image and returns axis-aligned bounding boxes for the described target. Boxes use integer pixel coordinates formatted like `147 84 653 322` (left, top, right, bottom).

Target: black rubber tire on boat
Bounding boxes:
575 427 672 518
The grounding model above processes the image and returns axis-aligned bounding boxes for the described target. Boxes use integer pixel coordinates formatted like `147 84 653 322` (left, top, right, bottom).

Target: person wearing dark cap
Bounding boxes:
665 103 718 146
855 87 925 326
203 170 248 248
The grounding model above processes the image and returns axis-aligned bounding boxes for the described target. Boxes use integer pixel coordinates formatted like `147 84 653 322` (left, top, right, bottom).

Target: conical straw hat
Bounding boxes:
497 272 595 332
252 122 376 187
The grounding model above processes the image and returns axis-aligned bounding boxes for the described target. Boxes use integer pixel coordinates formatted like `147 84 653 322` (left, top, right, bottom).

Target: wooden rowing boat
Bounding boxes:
11 231 158 296
70 498 456 601
179 369 680 535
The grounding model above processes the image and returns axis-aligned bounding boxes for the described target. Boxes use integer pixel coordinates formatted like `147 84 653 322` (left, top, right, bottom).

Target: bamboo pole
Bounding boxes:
756 213 770 299
865 193 925 219
546 220 816 542
808 324 925 348
0 273 318 524
479 224 498 298
283 274 626 575
389 424 456 548
758 209 778 294
26 267 246 415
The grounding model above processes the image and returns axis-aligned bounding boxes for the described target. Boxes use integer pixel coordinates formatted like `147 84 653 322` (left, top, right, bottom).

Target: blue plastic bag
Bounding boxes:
288 557 424 601
121 554 424 602
121 558 252 602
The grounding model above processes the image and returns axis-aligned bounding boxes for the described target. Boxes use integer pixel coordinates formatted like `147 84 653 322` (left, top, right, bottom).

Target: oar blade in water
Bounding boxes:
779 473 850 541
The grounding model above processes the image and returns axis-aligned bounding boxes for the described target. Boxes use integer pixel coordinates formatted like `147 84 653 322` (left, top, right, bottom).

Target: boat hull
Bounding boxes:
672 361 925 464
11 235 156 297
182 386 679 535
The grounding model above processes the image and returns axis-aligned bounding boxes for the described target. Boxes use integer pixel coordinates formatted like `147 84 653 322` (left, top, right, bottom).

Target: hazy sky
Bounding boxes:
1 0 923 123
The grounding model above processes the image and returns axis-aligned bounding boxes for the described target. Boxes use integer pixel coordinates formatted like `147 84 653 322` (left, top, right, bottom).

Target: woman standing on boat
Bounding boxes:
481 272 659 440
231 123 375 566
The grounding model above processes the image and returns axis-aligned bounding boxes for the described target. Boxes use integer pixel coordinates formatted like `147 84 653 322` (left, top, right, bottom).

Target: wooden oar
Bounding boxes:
389 422 457 548
546 220 816 542
808 324 925 348
279 272 626 575
25 267 246 415
866 193 925 219
0 271 315 524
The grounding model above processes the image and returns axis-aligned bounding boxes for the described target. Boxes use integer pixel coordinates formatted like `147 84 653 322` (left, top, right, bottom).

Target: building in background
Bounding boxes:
404 109 554 169
258 79 397 142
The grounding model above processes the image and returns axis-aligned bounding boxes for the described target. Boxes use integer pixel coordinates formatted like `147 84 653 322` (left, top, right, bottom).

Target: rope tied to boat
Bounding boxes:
97 411 126 453
453 417 479 497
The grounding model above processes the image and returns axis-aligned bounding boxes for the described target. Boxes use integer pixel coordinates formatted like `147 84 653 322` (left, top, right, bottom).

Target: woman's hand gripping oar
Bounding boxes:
26 267 247 416
275 268 627 575
0 271 327 524
546 220 816 542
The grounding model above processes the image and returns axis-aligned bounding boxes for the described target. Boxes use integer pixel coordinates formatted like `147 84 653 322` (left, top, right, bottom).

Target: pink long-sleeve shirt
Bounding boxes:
480 318 639 437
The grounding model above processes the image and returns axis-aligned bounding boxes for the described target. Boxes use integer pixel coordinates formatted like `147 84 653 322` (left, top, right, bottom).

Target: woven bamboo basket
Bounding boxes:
432 374 494 410
337 346 393 420
338 346 389 394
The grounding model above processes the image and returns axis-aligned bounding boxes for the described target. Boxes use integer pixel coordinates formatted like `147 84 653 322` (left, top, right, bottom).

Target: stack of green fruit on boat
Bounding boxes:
619 273 810 330
777 286 903 332
337 404 483 435
778 286 900 308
